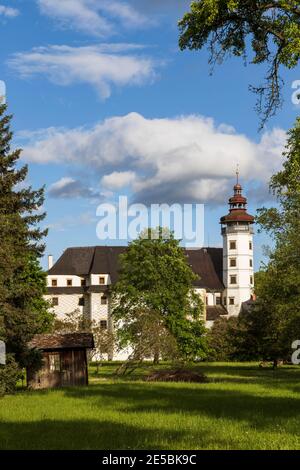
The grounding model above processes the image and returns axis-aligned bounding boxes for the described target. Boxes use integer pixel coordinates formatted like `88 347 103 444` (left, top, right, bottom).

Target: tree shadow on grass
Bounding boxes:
0 418 232 450
61 382 300 435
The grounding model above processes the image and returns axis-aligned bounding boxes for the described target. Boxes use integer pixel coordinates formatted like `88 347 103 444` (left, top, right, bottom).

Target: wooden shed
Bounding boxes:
27 333 94 389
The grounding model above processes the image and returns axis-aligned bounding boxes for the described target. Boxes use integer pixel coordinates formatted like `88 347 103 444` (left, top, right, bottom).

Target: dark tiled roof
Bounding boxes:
220 210 254 223
206 306 228 321
48 246 224 291
186 247 224 291
28 333 94 350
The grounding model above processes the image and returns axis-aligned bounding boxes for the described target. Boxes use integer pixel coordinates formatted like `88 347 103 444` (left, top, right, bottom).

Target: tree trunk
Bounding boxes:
153 347 160 365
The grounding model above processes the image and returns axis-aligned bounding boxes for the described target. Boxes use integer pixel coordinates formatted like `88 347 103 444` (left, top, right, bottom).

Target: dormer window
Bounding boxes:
99 276 105 285
67 279 72 287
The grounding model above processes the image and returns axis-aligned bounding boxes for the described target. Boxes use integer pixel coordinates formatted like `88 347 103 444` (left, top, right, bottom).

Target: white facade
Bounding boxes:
222 225 254 316
45 180 255 358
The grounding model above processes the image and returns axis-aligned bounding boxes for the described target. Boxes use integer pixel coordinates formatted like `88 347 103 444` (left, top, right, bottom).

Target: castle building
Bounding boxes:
45 179 254 358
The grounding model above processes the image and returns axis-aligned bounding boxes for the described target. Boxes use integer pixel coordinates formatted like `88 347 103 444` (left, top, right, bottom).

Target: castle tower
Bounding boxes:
220 169 254 316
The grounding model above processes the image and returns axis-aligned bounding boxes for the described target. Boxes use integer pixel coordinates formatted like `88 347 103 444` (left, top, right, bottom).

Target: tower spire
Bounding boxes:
236 164 239 185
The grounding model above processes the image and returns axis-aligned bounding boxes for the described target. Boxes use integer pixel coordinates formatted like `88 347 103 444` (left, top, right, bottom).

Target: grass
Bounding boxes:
1 362 300 450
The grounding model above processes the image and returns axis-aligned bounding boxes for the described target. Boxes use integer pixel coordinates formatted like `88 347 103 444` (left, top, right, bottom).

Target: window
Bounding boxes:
49 353 60 372
229 241 236 250
249 259 253 267
100 320 108 330
51 279 57 287
81 278 86 286
52 297 59 306
101 296 107 305
230 258 237 267
67 279 72 287
78 297 85 306
99 276 105 285
205 296 208 305
223 297 226 305
230 275 237 285
229 298 235 305
216 296 221 305
249 241 253 250
250 275 253 285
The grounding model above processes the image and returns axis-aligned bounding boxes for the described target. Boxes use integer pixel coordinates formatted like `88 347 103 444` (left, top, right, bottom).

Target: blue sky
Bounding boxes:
0 0 299 270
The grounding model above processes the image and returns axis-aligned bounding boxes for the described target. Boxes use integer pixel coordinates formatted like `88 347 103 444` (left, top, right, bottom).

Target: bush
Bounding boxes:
206 317 236 361
0 355 21 396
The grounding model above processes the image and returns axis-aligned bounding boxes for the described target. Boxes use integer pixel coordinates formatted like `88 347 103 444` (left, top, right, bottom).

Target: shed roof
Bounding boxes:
28 333 94 350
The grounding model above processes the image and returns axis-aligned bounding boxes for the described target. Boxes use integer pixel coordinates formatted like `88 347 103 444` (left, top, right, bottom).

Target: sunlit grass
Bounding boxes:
1 362 300 450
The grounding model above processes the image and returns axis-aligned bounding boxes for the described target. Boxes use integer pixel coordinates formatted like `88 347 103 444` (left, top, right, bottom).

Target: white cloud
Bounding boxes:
101 171 136 190
37 0 149 37
48 176 101 199
20 112 287 204
8 44 159 99
0 5 19 17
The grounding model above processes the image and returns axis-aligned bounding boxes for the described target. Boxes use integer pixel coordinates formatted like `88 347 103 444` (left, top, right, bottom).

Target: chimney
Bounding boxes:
48 255 53 270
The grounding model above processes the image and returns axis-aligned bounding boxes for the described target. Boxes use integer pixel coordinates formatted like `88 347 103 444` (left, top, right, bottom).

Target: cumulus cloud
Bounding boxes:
8 44 158 99
48 176 101 199
37 0 150 37
20 112 287 204
101 171 136 190
0 5 19 17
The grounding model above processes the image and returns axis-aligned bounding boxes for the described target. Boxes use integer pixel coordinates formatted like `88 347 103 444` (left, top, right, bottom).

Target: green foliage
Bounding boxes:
207 317 235 361
112 228 207 363
207 315 261 361
251 118 300 363
179 1 300 127
0 104 52 391
0 355 21 397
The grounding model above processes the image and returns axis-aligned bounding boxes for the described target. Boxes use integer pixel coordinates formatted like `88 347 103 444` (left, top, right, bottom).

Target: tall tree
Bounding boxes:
111 228 207 370
179 1 300 128
249 118 300 365
0 104 52 377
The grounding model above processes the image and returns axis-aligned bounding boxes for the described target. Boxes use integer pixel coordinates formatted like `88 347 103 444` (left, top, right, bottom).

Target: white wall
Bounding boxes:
223 227 254 315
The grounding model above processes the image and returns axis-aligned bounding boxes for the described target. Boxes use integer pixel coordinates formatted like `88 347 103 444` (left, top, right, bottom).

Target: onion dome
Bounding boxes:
220 172 254 225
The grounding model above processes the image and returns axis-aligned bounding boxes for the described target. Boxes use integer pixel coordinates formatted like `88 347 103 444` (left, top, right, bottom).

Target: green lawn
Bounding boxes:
1 362 300 450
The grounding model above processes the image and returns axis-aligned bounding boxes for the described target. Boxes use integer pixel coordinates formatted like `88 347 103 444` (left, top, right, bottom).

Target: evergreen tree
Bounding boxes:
0 104 53 376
